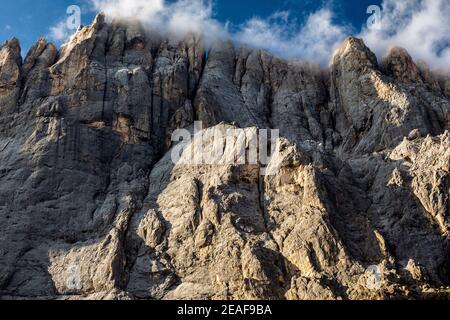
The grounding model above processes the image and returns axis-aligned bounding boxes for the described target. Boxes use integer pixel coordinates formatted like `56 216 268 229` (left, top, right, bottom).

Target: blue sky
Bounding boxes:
1 0 380 55
0 0 448 68
0 0 95 53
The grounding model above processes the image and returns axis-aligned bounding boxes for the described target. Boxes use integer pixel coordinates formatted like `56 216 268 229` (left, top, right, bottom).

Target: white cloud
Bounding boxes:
235 0 450 68
5 25 12 31
235 8 349 64
49 21 76 43
359 0 450 69
89 0 348 65
80 0 450 68
89 0 227 44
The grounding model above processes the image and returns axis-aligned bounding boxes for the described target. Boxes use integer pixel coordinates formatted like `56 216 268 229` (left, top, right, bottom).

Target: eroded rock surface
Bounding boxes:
0 15 449 300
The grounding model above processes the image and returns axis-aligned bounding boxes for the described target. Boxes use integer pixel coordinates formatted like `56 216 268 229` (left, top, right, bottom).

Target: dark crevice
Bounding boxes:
189 47 208 123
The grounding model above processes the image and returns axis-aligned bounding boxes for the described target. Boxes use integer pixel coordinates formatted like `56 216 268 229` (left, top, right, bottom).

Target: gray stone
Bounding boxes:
0 16 449 300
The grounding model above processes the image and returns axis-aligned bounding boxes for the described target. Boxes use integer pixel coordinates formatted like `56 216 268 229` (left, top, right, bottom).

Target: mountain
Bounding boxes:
0 13 449 300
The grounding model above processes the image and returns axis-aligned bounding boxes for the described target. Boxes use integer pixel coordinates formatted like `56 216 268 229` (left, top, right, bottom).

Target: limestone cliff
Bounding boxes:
0 14 449 300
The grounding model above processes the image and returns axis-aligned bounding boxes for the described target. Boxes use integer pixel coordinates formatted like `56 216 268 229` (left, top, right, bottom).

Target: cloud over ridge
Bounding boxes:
90 0 227 43
80 0 450 69
360 0 450 69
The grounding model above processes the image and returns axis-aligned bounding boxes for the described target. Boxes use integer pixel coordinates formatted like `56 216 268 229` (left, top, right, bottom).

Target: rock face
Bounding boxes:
0 15 449 300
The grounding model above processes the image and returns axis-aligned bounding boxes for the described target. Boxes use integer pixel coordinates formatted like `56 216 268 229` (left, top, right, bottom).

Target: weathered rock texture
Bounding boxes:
0 15 449 300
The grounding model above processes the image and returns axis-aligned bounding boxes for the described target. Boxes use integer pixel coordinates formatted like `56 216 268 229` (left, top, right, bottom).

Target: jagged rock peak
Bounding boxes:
0 37 22 112
381 46 422 84
23 38 57 77
92 12 106 29
331 36 378 70
0 37 22 66
1 37 21 51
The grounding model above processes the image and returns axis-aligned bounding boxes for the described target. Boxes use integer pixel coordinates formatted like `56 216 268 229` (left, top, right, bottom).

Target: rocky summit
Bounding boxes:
0 14 449 300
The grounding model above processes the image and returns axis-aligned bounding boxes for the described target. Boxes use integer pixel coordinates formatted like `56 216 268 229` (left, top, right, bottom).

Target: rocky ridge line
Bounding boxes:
0 14 449 300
